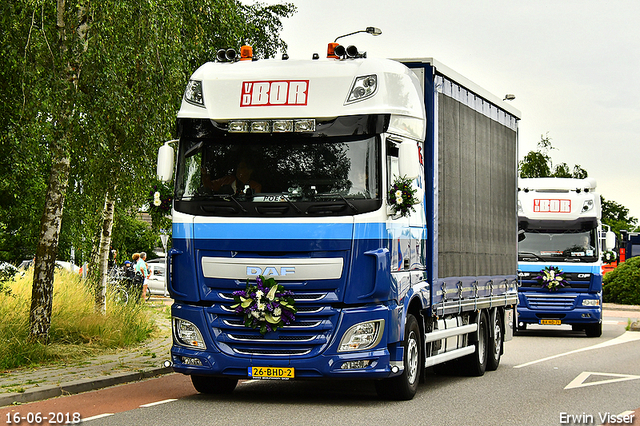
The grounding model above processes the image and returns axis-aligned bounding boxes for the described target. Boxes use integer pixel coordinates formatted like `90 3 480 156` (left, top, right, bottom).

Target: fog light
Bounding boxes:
181 357 203 366
340 360 371 370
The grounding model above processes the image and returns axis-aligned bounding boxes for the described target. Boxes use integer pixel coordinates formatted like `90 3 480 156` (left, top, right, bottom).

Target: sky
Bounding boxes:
267 0 640 220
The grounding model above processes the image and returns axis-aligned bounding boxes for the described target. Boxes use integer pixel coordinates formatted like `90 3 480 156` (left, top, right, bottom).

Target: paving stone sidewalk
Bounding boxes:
0 301 638 408
0 298 173 408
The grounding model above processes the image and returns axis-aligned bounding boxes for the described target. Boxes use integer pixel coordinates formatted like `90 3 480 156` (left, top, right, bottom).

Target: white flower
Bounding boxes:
273 307 282 317
255 290 263 302
396 197 403 205
257 302 265 311
153 199 161 206
251 311 260 319
395 190 402 199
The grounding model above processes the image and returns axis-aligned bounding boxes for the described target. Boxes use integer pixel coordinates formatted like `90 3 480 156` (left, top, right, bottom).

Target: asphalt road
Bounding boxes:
2 314 639 426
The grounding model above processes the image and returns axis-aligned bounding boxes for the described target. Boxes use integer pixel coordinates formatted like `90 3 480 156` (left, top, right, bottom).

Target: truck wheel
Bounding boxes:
462 310 489 376
486 310 503 371
585 322 602 338
375 314 421 400
191 375 238 394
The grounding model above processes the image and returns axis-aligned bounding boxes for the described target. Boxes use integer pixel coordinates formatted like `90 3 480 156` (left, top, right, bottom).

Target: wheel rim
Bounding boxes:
493 318 502 360
406 330 419 384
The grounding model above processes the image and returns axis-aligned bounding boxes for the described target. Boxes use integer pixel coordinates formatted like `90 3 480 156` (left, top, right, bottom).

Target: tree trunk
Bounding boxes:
28 0 90 343
29 143 71 343
95 189 116 314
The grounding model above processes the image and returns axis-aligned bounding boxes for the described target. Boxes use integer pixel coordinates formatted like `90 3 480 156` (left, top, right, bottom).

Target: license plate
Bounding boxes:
249 367 294 380
540 319 561 325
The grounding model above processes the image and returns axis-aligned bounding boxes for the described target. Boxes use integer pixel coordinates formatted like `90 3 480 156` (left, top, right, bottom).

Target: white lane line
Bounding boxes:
565 371 640 389
514 331 640 369
82 413 115 422
140 398 178 408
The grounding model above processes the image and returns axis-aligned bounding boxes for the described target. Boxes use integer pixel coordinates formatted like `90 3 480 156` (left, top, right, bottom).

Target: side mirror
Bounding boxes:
605 231 616 251
518 229 526 242
398 141 421 180
157 141 176 182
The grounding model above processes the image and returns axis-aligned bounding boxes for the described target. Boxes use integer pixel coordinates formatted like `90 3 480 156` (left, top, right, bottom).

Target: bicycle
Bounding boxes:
107 266 131 304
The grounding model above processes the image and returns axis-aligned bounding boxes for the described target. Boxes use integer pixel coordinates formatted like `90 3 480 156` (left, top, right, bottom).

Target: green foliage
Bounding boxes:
0 0 296 267
111 213 158 262
603 256 640 305
601 197 638 238
519 133 587 179
0 270 155 369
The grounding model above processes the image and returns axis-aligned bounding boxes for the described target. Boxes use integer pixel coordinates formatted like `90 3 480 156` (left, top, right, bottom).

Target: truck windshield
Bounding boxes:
518 229 598 262
173 134 381 216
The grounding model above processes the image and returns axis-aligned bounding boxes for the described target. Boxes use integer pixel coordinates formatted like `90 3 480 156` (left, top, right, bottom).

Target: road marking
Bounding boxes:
565 371 640 389
82 413 114 422
514 331 640 369
140 398 178 407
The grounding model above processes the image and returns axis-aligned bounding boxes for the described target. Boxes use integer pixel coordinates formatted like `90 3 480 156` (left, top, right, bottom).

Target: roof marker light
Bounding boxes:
327 42 339 59
240 45 253 61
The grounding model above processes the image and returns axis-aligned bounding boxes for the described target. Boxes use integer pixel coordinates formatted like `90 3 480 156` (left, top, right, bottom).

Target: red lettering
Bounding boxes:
533 199 571 213
240 80 309 107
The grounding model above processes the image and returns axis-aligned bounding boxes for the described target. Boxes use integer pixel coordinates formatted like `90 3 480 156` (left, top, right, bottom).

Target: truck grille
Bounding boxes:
206 292 339 358
525 294 577 310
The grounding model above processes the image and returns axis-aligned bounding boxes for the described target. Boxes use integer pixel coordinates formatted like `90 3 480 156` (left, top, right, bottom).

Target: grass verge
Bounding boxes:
0 270 156 370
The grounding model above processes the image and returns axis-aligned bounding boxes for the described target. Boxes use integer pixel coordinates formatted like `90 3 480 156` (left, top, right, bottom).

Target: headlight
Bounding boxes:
173 318 207 349
338 320 384 352
345 74 377 104
582 199 594 213
184 80 205 107
582 299 600 307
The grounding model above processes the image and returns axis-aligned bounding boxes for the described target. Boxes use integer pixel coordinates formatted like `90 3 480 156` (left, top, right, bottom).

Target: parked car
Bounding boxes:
18 259 80 273
146 260 168 297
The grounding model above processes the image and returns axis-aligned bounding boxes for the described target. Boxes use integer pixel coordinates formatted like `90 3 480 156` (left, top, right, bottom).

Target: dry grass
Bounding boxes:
0 269 155 370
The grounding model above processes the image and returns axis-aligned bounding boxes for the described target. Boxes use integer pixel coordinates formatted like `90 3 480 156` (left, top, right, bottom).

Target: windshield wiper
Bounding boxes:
281 194 303 214
207 193 248 213
518 252 543 262
318 193 358 213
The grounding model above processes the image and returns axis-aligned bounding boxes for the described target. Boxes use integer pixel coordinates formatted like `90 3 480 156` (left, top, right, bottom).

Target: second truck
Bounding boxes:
517 177 616 337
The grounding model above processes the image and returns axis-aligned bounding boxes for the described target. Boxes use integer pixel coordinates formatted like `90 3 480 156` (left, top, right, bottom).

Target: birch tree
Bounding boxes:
29 1 91 343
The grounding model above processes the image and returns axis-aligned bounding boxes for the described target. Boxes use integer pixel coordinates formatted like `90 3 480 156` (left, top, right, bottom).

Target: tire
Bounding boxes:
486 310 503 371
375 314 421 400
191 375 238 394
585 322 602 338
112 286 129 305
462 311 489 376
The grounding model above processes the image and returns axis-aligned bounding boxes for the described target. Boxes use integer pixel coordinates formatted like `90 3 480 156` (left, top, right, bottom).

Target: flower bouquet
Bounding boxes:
231 275 296 335
536 266 567 291
388 175 418 218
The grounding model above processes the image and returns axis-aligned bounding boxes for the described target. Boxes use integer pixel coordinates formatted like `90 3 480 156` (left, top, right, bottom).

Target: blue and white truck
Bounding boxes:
157 40 520 400
517 177 616 337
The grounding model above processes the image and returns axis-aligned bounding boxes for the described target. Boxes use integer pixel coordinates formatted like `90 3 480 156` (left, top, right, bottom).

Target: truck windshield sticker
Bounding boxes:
240 80 309 107
533 199 571 213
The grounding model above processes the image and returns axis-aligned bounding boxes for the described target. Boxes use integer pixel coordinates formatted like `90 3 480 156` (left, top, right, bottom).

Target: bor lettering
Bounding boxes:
241 80 309 106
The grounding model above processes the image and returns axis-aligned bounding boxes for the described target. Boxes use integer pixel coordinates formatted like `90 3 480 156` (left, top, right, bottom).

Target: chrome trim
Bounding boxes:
234 348 312 356
227 334 316 343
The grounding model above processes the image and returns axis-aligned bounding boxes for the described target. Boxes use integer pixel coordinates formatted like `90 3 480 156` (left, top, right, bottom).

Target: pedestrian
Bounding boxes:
135 251 150 300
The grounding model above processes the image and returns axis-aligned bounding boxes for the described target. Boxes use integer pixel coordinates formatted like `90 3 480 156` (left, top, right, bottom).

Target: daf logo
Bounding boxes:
246 266 295 277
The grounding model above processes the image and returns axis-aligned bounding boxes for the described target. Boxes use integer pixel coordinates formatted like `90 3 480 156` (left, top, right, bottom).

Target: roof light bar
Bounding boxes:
228 119 316 133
